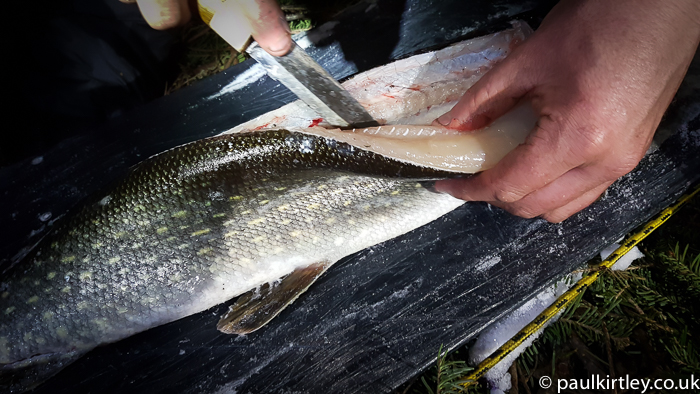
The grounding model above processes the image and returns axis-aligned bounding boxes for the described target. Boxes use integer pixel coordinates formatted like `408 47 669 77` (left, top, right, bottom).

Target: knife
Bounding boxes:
198 0 379 128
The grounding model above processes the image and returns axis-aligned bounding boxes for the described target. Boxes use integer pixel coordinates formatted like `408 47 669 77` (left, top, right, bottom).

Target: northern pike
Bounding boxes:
0 23 535 391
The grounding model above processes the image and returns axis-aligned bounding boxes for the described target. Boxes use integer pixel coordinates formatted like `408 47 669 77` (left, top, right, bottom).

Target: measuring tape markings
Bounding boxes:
460 183 700 387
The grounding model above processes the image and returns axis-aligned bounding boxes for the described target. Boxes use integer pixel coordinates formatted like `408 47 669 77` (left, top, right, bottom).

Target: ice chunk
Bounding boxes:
600 243 645 271
468 272 582 394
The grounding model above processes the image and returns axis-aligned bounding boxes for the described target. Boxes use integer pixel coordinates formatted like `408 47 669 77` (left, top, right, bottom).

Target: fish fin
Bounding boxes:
1 350 85 392
217 261 331 335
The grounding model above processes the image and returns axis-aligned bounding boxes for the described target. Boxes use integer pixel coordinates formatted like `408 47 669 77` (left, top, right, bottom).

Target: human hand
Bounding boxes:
434 0 700 222
128 0 191 30
128 0 292 56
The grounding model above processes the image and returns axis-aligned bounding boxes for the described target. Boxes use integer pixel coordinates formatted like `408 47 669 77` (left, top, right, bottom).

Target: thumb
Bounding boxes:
240 0 292 56
436 56 530 131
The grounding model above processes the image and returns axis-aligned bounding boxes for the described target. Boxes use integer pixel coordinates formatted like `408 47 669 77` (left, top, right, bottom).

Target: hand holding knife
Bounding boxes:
197 0 379 128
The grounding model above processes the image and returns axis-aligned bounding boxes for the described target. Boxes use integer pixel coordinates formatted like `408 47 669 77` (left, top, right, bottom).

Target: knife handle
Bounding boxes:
197 0 255 51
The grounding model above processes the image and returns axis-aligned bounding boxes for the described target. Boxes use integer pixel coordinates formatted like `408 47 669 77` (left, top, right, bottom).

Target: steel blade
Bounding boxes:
247 41 379 128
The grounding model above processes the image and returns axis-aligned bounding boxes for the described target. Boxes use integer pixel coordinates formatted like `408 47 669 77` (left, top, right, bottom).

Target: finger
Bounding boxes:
239 0 292 56
434 123 584 203
435 53 531 131
489 166 611 218
136 0 190 30
541 182 611 223
484 181 610 221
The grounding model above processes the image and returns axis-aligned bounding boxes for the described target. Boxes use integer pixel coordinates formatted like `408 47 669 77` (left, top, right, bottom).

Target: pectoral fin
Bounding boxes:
217 261 330 334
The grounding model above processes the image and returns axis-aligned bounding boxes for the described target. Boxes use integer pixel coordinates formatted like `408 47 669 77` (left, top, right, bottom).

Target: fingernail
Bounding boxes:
436 113 452 126
435 179 475 201
267 35 292 55
281 15 291 33
433 180 451 194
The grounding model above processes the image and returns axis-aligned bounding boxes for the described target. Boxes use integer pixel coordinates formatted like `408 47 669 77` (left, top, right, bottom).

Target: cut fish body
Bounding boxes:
228 21 533 131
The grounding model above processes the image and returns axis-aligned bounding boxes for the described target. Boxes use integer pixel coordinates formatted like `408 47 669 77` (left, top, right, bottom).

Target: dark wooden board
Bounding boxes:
1 0 698 392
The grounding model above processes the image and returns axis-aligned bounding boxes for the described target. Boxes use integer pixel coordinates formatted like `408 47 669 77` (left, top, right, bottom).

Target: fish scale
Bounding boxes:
0 129 464 391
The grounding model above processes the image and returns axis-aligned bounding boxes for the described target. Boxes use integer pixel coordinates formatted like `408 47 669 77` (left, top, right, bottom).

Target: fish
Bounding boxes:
0 22 536 391
0 128 462 390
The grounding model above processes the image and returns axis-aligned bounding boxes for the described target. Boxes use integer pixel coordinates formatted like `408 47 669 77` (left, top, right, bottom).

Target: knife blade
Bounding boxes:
246 41 379 128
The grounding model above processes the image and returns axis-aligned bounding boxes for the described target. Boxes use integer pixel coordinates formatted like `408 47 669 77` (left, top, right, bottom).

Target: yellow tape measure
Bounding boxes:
460 183 700 388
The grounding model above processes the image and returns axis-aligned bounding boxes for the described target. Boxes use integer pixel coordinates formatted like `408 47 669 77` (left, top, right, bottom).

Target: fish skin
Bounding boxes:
0 130 464 385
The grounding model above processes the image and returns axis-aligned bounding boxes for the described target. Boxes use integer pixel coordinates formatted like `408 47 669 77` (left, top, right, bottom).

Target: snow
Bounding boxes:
208 64 267 100
468 273 581 394
38 212 52 222
474 254 501 272
469 241 645 393
600 243 645 272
